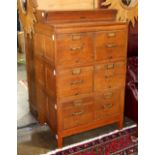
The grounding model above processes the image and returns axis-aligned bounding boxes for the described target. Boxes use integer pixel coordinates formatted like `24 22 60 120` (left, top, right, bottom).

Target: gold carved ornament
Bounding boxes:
101 0 138 26
17 0 38 36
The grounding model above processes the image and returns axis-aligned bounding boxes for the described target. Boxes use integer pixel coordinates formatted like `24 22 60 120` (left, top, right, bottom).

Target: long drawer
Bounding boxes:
61 97 94 130
56 33 94 67
57 66 93 98
94 60 126 91
94 89 121 120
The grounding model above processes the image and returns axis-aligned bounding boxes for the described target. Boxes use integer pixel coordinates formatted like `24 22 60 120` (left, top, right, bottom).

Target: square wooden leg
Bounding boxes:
57 134 63 148
117 118 123 130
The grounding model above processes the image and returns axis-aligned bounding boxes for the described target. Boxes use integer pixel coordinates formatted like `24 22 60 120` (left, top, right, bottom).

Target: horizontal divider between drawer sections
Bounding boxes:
56 58 127 70
57 93 94 103
94 58 127 65
55 24 128 34
56 66 93 74
56 87 125 103
101 43 126 47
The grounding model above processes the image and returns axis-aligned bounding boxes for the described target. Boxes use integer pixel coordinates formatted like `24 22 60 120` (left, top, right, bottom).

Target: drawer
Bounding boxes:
57 66 93 98
95 89 121 120
56 33 94 67
95 45 126 61
94 61 126 91
95 30 127 61
61 97 93 110
62 98 94 130
96 30 127 46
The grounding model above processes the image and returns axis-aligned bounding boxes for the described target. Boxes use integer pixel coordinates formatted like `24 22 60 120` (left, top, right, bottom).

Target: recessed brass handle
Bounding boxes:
106 63 115 69
107 32 116 37
106 44 117 48
73 100 83 106
72 35 81 40
72 68 81 75
72 111 84 116
75 59 80 63
80 16 87 19
105 73 114 79
70 79 83 85
103 92 113 99
75 92 79 95
103 103 113 109
70 44 84 51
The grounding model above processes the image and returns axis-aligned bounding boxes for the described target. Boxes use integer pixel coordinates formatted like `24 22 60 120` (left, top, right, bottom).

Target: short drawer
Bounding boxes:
94 61 126 91
56 33 94 67
95 30 127 46
95 30 127 61
57 66 93 98
62 99 94 130
95 89 121 120
95 45 127 61
61 97 94 110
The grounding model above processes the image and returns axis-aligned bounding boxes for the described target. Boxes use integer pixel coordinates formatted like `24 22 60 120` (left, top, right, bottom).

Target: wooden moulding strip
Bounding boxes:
54 24 128 34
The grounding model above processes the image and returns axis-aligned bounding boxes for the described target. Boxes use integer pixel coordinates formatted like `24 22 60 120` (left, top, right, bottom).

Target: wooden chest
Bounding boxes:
26 10 128 148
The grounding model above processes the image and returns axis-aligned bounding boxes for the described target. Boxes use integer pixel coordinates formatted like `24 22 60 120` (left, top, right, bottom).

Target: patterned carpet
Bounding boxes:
44 125 138 155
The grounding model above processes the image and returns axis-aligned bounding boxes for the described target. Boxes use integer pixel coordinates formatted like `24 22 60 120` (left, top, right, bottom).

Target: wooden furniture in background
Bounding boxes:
26 9 128 148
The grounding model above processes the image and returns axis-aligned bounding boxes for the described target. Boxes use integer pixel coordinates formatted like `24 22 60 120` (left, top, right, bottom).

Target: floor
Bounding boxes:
17 63 37 128
17 53 136 155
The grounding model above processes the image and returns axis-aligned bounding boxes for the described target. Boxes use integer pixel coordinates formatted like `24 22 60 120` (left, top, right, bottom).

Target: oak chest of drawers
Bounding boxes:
26 10 128 148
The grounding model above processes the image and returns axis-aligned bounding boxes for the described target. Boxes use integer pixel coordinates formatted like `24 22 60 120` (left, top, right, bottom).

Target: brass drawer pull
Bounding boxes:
75 59 80 63
106 44 117 48
106 63 115 69
80 16 87 19
72 35 81 40
70 79 83 85
70 44 83 51
103 103 113 109
72 68 81 75
72 111 84 116
75 92 79 95
107 32 116 37
73 99 83 106
105 73 114 79
103 92 113 99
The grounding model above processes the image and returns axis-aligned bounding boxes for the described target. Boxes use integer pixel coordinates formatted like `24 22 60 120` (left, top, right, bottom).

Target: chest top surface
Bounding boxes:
34 9 128 34
35 9 118 24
